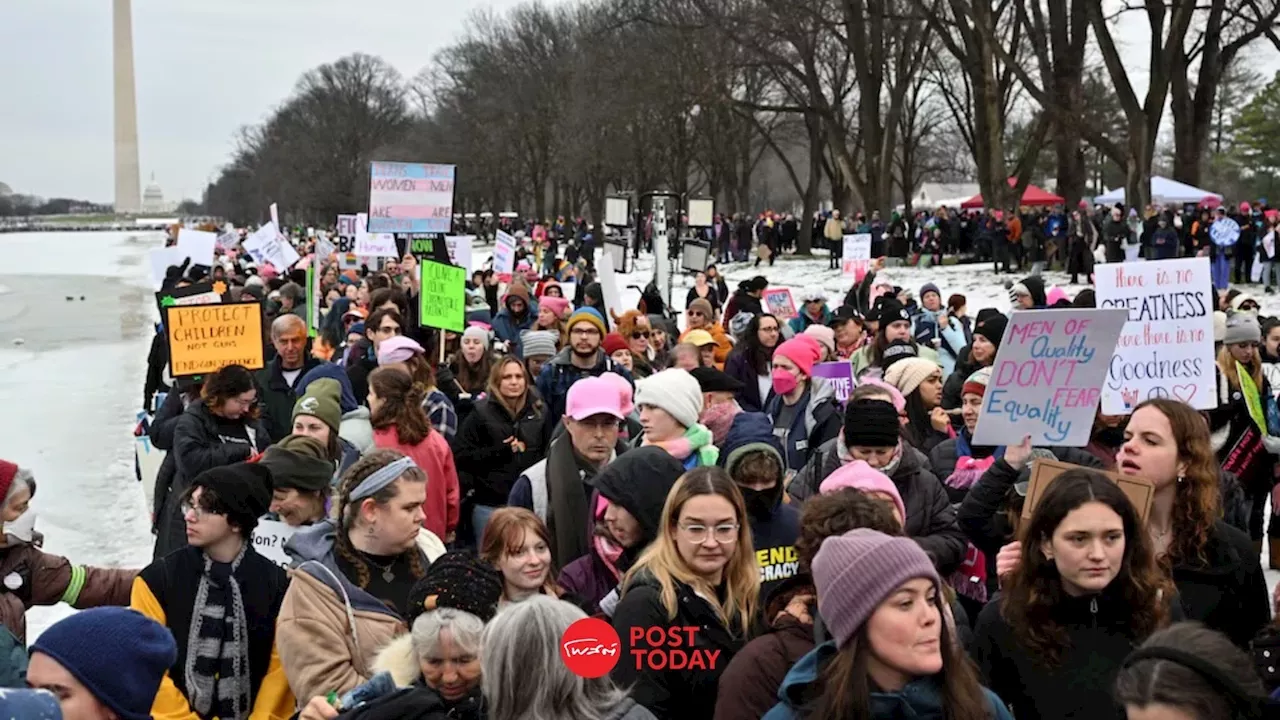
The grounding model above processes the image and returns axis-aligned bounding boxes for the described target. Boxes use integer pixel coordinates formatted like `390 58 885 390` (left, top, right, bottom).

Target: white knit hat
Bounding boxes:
635 369 704 429
884 357 940 398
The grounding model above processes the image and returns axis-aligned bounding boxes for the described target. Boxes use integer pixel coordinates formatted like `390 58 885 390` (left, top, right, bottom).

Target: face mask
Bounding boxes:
701 401 741 445
740 485 781 522
772 367 799 396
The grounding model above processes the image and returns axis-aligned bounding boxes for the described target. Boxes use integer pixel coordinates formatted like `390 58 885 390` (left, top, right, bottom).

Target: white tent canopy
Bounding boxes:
1093 176 1223 206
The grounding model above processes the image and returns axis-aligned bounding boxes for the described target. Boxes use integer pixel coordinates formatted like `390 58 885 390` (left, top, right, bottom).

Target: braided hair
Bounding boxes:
332 449 428 590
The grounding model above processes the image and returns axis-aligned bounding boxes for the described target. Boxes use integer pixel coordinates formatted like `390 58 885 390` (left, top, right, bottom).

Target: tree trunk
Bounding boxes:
797 114 824 256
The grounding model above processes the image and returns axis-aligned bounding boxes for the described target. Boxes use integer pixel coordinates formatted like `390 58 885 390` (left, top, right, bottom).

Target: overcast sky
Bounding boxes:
1 0 1278 205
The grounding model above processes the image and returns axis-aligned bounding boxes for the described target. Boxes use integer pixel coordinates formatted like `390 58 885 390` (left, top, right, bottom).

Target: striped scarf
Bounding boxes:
185 544 252 720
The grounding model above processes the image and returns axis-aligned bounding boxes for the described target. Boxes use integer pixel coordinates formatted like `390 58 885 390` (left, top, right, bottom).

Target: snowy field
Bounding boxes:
1 232 1275 641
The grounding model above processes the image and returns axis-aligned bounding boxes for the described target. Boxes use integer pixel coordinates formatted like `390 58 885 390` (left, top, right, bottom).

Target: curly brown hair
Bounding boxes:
795 489 899 571
333 449 427 590
369 366 431 445
1132 399 1221 569
1002 468 1172 668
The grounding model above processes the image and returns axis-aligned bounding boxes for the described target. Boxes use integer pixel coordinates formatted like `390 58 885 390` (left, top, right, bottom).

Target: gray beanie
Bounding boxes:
1223 311 1261 346
521 330 558 359
811 528 940 648
462 325 491 348
635 368 704 429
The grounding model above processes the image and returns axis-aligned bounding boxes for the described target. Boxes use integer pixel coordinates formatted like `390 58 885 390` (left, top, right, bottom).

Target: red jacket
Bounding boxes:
372 426 460 539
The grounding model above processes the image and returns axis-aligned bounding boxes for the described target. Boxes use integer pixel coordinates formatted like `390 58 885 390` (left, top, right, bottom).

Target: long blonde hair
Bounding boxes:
1217 344 1263 391
621 467 758 636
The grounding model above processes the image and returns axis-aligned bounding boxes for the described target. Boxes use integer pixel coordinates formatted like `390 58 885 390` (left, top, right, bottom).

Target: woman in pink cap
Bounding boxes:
764 336 842 473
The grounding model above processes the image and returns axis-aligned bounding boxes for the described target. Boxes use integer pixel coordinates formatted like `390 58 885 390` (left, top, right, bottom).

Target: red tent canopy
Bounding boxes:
960 178 1065 209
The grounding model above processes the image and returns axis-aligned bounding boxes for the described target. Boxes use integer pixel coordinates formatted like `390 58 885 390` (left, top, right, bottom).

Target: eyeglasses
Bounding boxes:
181 503 220 520
679 523 739 544
571 327 601 337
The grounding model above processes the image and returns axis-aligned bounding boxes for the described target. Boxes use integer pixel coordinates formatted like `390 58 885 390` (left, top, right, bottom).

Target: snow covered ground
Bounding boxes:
0 232 1274 642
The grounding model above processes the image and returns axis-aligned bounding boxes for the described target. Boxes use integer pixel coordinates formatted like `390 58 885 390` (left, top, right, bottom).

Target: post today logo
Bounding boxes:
560 619 723 678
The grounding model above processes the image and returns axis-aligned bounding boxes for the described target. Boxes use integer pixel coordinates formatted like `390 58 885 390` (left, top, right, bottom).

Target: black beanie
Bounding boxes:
876 297 910 328
974 314 1009 350
190 463 273 530
406 550 504 625
843 399 901 448
593 447 686 546
880 340 918 370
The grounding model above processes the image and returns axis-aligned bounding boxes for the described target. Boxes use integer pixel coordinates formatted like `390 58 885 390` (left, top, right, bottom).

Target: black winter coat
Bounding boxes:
1170 520 1270 649
254 355 323 443
788 439 967 574
453 397 546 507
149 390 190 547
972 587 1168 720
155 401 269 558
611 572 746 720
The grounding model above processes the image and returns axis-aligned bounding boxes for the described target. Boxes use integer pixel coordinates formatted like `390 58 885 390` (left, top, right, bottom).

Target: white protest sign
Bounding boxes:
1095 258 1215 413
445 235 475 273
842 233 872 280
596 252 622 327
252 519 299 569
148 246 188 289
558 281 577 302
972 308 1128 447
1211 218 1240 246
270 203 280 230
176 228 217 266
243 221 301 269
494 230 518 279
356 231 399 258
314 237 335 260
215 231 240 252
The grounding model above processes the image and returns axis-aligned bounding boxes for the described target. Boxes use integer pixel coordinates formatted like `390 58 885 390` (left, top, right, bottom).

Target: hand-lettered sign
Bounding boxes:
406 234 452 265
812 362 854 404
164 301 265 377
243 222 300 269
971 308 1127 447
1095 258 1214 413
368 161 456 234
763 288 797 320
1210 217 1240 247
418 260 466 332
155 281 225 320
252 519 299 569
493 230 518 281
842 234 872 281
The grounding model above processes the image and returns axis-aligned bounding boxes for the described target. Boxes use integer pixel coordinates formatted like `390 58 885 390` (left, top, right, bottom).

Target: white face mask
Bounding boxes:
4 510 36 542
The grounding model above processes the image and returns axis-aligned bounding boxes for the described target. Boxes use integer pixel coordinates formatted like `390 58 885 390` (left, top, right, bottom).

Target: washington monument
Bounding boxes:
113 0 141 213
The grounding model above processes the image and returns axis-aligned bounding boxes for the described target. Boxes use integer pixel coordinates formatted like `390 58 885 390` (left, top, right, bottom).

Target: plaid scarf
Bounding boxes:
185 544 252 720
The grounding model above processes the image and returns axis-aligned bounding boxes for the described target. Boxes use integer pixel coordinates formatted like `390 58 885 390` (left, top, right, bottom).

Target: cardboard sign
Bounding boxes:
252 519 299 569
155 282 225 320
418 260 466 332
763 288 797 320
842 233 872 281
493 230 518 280
243 222 300 269
972 308 1128 447
407 234 452 265
1021 458 1155 525
445 235 475 273
812 362 854 404
368 161 456 233
165 301 265 377
1095 258 1214 413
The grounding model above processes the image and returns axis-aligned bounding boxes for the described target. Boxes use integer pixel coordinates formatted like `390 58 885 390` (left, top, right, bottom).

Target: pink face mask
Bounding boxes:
772 367 799 396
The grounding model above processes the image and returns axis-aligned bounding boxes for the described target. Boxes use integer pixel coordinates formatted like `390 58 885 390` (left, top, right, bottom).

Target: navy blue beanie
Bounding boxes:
31 608 177 720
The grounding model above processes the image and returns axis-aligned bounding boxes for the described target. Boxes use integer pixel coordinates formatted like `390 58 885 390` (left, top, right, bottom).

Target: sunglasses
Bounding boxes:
687 311 704 318
630 331 650 339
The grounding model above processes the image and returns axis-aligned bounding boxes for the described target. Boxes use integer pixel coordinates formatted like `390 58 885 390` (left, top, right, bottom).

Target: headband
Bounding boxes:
349 457 419 503
1122 645 1271 718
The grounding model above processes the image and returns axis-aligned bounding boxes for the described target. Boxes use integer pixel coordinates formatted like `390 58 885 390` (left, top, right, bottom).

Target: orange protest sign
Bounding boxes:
164 301 265 377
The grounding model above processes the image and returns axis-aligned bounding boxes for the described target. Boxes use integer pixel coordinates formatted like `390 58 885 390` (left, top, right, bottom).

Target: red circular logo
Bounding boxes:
559 617 621 678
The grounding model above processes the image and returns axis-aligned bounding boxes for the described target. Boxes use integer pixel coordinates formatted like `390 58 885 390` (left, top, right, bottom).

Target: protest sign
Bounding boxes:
418 260 466 332
243 222 300 269
1095 258 1214 413
177 228 217 266
252 519 298 569
164 301 265 377
148 246 188 289
971 308 1127 447
596 252 622 329
812 362 853 405
155 282 224 319
558 281 577 302
407 234 452 265
493 230 517 280
314 237 335 261
763 288 797 320
135 434 165 512
337 214 359 237
1210 217 1240 246
306 262 320 337
368 161 456 233
445 235 475 273
842 234 872 281
270 203 280 230
356 230 399 258
215 231 240 252
1022 459 1154 524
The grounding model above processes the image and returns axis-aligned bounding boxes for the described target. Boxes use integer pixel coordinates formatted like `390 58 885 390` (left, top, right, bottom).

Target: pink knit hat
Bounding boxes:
539 295 571 320
819 460 906 523
774 335 823 377
803 325 836 358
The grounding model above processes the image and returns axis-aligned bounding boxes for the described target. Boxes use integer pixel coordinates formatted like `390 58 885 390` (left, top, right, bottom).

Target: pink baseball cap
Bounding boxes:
565 373 628 421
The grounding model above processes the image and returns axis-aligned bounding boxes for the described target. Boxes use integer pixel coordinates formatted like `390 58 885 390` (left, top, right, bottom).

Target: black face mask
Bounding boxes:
1094 424 1127 448
740 485 781 522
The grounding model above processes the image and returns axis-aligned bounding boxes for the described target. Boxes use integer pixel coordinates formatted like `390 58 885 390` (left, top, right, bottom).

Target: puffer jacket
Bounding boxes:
788 438 966 573
276 520 445 702
763 378 842 472
155 400 269 559
453 396 546 507
491 302 539 357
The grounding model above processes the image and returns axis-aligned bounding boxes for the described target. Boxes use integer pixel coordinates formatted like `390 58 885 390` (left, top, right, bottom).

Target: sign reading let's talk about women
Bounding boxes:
1095 257 1214 414
972 308 1127 447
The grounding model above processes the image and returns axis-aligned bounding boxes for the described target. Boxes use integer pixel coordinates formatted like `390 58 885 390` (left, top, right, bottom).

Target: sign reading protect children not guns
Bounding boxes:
164 301 265 377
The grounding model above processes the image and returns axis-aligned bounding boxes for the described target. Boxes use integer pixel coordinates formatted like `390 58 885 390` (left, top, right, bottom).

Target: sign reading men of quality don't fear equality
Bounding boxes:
971 308 1127 447
1094 257 1215 414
